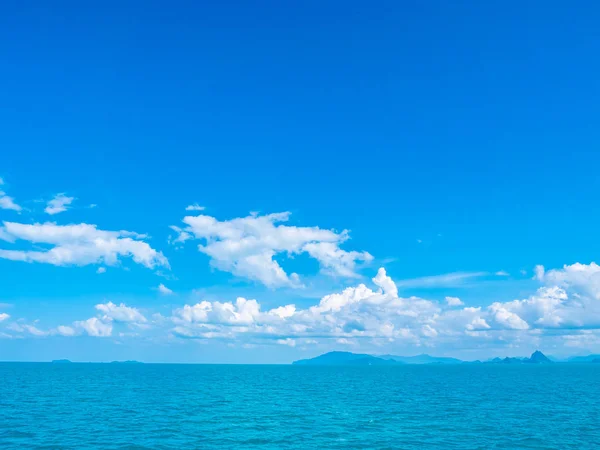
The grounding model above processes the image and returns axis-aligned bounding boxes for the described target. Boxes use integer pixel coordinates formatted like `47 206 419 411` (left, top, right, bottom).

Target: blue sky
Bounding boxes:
1 2 600 363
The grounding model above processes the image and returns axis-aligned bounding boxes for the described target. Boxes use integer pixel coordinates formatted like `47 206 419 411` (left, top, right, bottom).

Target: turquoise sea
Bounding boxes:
1 363 599 449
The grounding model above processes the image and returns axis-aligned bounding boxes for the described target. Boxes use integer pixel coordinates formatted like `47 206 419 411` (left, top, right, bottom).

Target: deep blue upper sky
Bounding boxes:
1 2 599 362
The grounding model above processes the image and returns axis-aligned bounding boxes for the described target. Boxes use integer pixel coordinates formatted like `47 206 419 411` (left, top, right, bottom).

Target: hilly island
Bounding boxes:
293 350 561 366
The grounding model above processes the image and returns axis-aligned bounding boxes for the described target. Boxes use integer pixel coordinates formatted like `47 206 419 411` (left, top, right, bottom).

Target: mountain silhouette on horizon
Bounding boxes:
486 350 552 365
292 350 556 366
292 351 399 366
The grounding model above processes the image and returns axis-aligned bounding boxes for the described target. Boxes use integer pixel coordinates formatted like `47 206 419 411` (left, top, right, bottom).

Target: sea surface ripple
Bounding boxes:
1 363 599 449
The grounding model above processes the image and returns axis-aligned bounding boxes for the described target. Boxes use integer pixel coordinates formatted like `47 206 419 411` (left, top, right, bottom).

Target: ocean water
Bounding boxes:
1 363 599 449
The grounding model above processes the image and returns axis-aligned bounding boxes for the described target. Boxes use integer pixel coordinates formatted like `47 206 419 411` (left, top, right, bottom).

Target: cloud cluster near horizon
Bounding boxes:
2 176 600 355
3 263 600 354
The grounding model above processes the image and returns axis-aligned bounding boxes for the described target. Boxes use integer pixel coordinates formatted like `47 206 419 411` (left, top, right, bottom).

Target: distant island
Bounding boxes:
293 352 398 366
293 350 559 366
49 360 144 364
567 354 600 363
486 350 552 365
110 360 143 364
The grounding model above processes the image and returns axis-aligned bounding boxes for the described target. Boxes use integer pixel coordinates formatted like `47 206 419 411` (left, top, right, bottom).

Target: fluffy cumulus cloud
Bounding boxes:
0 222 169 270
171 268 440 344
491 262 600 329
0 313 9 322
45 193 75 215
54 302 147 338
6 262 600 355
0 301 148 339
166 262 600 351
540 262 600 300
445 296 464 307
95 302 147 323
73 317 113 337
170 211 372 287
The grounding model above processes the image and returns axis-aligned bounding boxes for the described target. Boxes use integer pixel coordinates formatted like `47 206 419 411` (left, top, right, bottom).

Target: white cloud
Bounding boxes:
22 324 48 336
534 265 545 281
96 267 106 274
6 323 23 333
4 323 49 337
277 338 296 347
168 263 600 348
74 317 113 337
373 267 398 297
269 304 296 319
95 301 146 323
158 284 174 295
56 325 76 337
466 317 491 331
170 212 371 287
174 297 263 326
495 270 509 276
500 262 600 329
16 262 600 354
0 222 169 270
0 189 21 212
171 268 440 344
422 324 438 337
540 262 600 299
0 313 9 322
303 242 373 278
489 304 530 329
445 296 464 306
45 193 75 215
50 302 145 339
185 204 205 211
0 178 22 211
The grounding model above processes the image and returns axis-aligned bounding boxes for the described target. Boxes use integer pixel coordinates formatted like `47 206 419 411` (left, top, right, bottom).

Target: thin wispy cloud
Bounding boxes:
45 193 75 215
158 284 174 295
395 271 489 288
